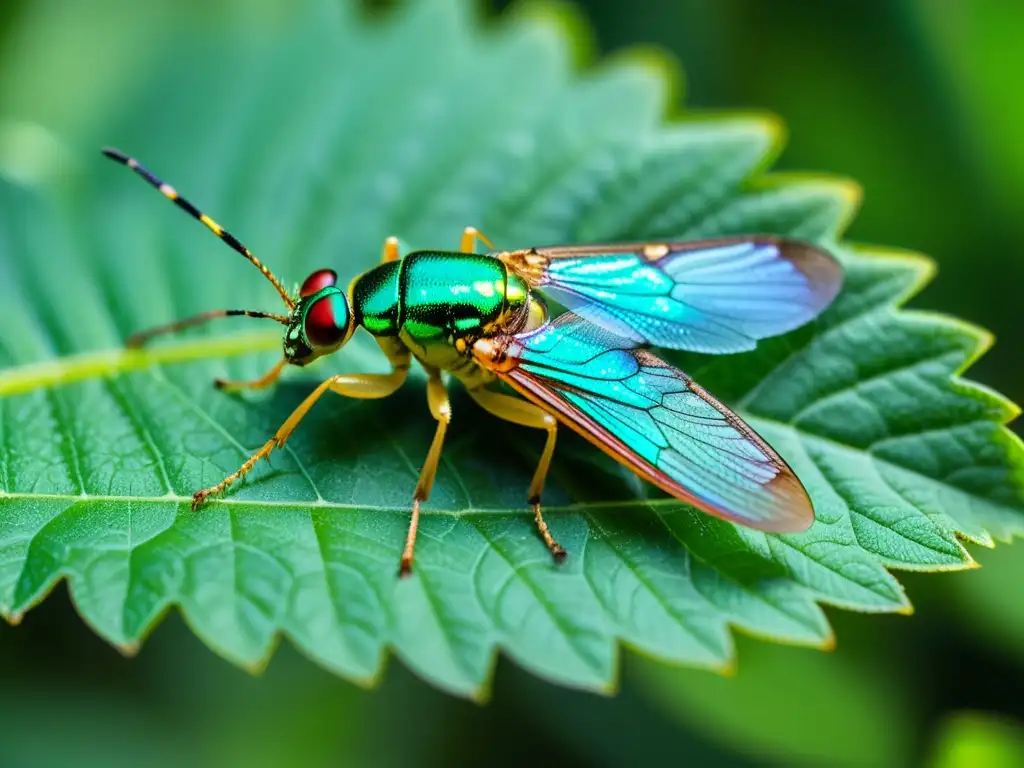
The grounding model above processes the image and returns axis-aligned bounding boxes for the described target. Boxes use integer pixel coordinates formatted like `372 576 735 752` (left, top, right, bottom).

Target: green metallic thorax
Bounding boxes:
349 251 532 380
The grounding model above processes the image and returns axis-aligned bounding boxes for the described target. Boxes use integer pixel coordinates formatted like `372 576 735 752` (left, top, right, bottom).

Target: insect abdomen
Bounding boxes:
398 252 515 345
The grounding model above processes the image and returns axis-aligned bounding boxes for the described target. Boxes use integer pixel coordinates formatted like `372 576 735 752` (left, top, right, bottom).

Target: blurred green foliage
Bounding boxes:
0 0 1022 766
926 711 1024 768
632 618 915 767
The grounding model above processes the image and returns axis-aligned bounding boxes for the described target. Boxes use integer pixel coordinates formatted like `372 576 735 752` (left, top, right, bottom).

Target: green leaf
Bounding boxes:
0 0 1021 699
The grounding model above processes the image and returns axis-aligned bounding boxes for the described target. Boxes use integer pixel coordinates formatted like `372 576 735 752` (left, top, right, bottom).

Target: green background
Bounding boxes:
1 0 1022 766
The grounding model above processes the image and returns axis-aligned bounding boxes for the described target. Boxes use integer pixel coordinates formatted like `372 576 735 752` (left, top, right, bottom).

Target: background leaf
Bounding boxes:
925 711 1024 768
946 543 1024 666
631 623 914 767
0 0 1021 699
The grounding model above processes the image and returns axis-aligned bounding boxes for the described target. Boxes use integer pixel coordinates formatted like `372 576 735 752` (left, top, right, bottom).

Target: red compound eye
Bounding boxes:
300 269 338 297
303 292 350 349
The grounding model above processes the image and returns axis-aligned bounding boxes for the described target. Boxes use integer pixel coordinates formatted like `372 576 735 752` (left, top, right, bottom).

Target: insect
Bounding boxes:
104 147 843 576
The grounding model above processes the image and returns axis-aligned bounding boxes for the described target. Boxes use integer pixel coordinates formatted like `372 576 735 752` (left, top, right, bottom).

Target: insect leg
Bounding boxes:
399 368 450 577
467 387 566 563
191 365 409 508
381 236 400 263
459 226 495 254
214 358 287 392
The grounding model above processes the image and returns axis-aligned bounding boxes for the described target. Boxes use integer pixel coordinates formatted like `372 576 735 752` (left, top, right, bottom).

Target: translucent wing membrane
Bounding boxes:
482 313 813 532
501 237 842 353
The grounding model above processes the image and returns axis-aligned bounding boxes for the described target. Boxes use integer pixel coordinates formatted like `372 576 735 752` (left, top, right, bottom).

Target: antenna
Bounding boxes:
102 147 295 309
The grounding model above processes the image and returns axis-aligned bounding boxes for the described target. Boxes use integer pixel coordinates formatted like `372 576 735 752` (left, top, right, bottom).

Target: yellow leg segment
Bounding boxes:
381 236 400 263
468 388 566 563
401 369 451 577
381 228 491 261
191 366 409 509
459 226 495 254
214 357 287 391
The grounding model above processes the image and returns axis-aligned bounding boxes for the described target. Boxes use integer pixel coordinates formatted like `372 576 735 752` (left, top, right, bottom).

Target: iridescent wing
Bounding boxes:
499 236 842 354
474 313 813 532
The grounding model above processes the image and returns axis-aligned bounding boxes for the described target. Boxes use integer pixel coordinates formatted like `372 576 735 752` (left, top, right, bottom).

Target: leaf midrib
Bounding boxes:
0 419 1006 521
0 331 282 397
0 490 686 514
